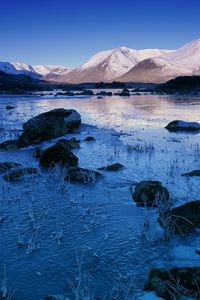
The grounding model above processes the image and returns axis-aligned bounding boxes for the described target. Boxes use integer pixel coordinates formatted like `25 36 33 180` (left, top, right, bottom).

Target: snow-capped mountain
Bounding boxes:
31 65 72 76
117 57 193 83
58 47 173 83
165 38 200 68
115 39 200 83
0 62 71 79
1 38 200 84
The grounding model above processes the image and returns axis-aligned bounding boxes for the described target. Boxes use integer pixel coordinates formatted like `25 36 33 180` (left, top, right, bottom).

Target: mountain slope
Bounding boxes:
165 39 200 68
58 47 173 83
117 39 200 83
117 57 192 83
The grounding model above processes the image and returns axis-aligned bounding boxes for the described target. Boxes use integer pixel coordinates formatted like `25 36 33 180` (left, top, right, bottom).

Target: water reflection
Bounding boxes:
0 94 200 132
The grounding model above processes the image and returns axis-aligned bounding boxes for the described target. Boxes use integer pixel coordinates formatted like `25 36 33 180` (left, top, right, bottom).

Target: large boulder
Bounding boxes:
39 144 78 168
65 167 102 183
165 120 200 132
19 109 81 146
159 200 200 235
144 267 200 299
132 181 170 207
2 167 38 182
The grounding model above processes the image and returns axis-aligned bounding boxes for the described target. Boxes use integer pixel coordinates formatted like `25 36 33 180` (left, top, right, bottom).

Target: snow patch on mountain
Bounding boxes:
58 47 174 83
117 56 192 83
166 38 200 68
0 62 71 79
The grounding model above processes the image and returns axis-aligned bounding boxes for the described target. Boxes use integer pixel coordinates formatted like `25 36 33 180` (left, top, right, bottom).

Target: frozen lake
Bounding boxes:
0 94 200 300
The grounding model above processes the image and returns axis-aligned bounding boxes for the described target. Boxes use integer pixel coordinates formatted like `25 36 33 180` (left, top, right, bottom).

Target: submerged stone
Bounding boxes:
6 105 16 110
65 167 102 183
96 91 112 96
43 296 67 300
84 136 95 142
57 137 80 150
182 170 200 177
98 162 124 171
0 139 21 150
0 161 22 172
3 167 38 181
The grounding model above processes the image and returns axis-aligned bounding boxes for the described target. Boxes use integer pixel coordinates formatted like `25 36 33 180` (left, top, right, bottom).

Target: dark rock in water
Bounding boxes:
195 249 200 256
3 167 38 181
39 144 78 168
84 136 95 142
0 161 22 172
78 90 94 96
57 137 80 150
158 200 200 235
98 162 124 171
97 96 103 99
43 296 61 300
19 108 81 146
65 167 102 183
182 170 200 177
55 91 74 96
117 88 130 96
6 105 16 110
96 91 112 96
165 120 200 132
33 147 44 159
144 266 200 299
0 139 21 150
132 181 170 207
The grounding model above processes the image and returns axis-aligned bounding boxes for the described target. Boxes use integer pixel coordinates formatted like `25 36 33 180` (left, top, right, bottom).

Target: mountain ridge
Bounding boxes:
0 62 72 79
57 47 174 83
1 38 200 83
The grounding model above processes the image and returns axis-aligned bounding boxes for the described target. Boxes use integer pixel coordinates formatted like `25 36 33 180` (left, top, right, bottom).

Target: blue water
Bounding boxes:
0 94 200 300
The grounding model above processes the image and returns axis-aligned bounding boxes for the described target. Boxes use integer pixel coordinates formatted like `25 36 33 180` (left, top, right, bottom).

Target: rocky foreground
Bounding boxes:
0 108 200 299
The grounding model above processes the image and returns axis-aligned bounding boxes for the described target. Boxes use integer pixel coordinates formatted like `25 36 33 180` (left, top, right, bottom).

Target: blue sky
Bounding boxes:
0 0 200 67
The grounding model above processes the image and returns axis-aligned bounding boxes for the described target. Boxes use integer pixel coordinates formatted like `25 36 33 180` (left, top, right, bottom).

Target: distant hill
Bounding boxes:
117 57 191 83
0 70 92 92
154 76 200 94
0 71 57 92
